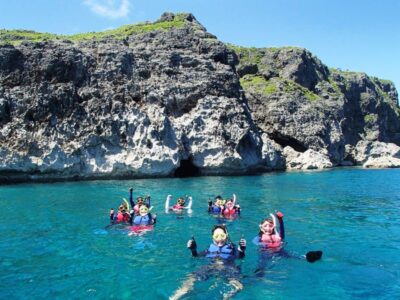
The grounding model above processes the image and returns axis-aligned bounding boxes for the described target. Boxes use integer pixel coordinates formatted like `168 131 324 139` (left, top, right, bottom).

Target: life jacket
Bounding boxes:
116 212 124 222
211 205 222 214
206 243 235 260
116 212 130 222
223 207 237 216
133 214 151 225
260 233 282 248
173 204 184 210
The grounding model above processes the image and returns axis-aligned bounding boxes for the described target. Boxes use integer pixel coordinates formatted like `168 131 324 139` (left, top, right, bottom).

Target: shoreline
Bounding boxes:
0 165 393 186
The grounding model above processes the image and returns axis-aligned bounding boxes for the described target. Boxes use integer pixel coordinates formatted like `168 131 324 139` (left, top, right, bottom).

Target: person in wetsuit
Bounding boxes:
253 211 285 249
253 212 322 276
170 224 246 299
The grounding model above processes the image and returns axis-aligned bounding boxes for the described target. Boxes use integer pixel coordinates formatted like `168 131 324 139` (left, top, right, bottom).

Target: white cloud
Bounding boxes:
83 0 130 19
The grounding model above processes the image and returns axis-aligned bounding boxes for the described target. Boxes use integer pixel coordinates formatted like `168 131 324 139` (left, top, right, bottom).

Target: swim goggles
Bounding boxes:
216 199 226 206
212 232 227 241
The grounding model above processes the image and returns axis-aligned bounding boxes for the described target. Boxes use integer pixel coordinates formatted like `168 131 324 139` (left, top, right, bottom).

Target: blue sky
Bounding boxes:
1 0 399 94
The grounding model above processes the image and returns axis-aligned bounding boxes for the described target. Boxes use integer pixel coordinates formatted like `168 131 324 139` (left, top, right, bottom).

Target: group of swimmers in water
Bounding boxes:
109 188 322 299
110 188 156 226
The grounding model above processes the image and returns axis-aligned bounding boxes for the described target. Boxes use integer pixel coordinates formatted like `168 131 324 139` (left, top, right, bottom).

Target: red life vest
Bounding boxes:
173 204 184 210
260 233 282 248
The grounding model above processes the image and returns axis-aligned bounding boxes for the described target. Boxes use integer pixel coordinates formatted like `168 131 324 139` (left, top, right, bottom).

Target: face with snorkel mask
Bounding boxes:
225 199 235 210
212 225 229 247
259 218 275 235
139 205 150 216
214 196 226 207
176 197 186 206
137 197 145 206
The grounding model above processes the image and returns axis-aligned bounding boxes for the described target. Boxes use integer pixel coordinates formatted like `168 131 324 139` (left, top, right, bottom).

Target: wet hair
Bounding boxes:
214 195 222 200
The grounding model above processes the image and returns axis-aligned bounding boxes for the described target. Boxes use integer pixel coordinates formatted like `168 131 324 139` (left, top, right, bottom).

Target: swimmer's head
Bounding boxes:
137 197 145 205
177 197 185 206
212 224 228 246
259 218 275 235
139 205 149 216
215 199 226 206
225 199 234 209
119 205 126 213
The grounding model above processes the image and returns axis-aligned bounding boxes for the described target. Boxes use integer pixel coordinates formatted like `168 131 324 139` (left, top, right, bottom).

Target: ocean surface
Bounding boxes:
1 168 399 299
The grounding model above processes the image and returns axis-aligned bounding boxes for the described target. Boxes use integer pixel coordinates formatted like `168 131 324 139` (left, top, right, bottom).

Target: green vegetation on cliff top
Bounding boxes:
227 44 304 66
329 68 394 102
240 74 319 101
240 75 277 95
0 14 188 45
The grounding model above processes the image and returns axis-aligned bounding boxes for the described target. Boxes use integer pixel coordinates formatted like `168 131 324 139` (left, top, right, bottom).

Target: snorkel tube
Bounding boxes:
270 213 279 236
122 198 131 212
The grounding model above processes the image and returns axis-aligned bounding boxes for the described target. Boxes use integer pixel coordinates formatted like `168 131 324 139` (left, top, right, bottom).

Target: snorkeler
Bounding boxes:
109 200 131 224
253 211 285 249
165 195 193 213
126 187 152 214
253 212 322 276
170 225 246 299
131 204 156 226
208 194 238 215
129 190 151 216
222 196 240 218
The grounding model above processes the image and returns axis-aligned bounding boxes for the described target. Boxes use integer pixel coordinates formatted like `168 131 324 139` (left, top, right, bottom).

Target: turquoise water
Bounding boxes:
1 168 400 299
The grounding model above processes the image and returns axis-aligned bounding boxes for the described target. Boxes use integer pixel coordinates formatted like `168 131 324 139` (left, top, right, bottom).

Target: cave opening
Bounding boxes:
269 132 307 152
174 158 200 177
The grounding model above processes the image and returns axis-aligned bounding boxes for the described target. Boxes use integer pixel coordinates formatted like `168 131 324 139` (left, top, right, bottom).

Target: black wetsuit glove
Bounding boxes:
187 238 198 256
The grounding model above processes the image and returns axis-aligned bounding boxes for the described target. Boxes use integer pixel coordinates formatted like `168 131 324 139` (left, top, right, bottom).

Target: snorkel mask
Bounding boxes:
225 200 234 208
212 225 228 245
260 214 277 234
215 199 226 206
177 197 185 206
139 205 149 216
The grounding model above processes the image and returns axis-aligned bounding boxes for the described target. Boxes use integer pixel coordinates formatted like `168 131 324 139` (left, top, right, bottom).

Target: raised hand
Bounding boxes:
238 238 246 252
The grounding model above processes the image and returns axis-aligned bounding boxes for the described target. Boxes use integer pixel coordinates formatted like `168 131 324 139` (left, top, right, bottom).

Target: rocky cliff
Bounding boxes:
232 46 400 169
0 13 399 183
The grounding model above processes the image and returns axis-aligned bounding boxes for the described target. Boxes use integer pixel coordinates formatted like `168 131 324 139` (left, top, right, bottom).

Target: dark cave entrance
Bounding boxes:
174 158 200 177
269 132 307 152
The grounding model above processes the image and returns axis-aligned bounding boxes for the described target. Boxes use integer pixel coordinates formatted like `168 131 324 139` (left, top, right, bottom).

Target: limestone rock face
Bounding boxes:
261 133 285 169
283 146 333 170
349 141 400 168
0 13 283 182
234 46 400 167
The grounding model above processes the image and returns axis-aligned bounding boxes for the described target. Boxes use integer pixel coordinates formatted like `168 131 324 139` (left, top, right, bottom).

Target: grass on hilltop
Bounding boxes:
0 14 188 45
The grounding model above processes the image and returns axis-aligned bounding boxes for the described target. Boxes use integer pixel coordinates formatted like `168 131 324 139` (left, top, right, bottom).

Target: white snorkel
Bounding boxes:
270 213 279 235
232 194 237 206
